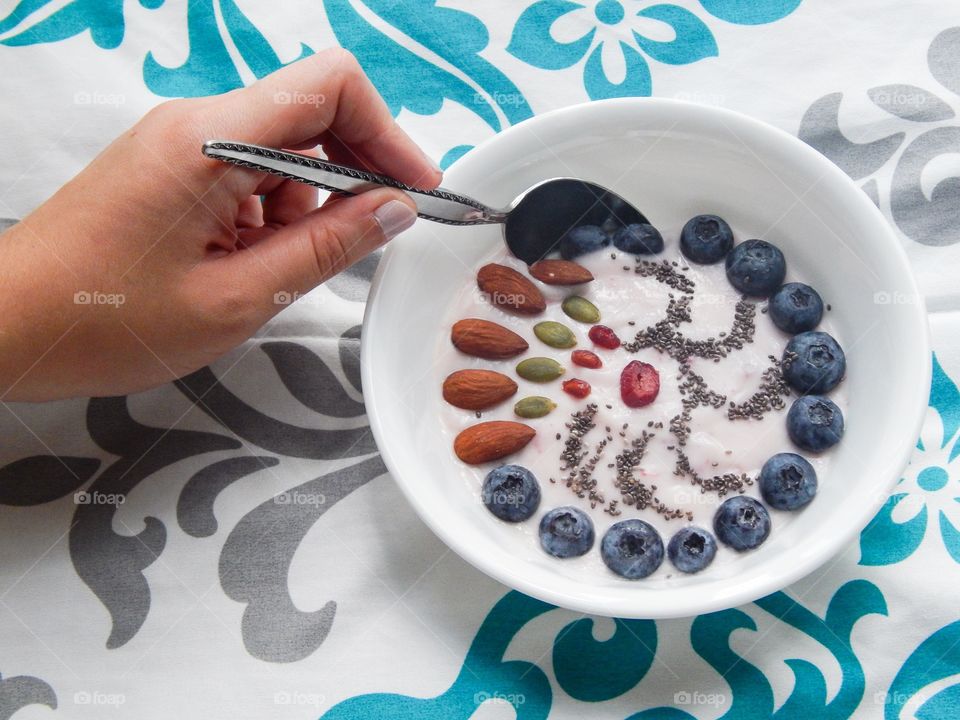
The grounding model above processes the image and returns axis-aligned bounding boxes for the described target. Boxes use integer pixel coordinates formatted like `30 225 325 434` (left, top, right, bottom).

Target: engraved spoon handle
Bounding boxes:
202 141 506 226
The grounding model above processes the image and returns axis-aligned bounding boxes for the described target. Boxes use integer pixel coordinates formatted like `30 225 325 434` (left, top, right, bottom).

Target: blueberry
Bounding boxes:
666 526 717 574
725 239 786 297
759 453 818 510
600 519 664 579
612 223 664 255
713 496 771 551
787 395 844 452
481 465 541 522
769 283 824 334
560 225 610 260
782 331 845 394
539 506 595 558
600 214 621 236
680 214 734 264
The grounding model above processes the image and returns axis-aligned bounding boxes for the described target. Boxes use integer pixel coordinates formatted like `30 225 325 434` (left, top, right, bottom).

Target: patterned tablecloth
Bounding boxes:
1 1 959 718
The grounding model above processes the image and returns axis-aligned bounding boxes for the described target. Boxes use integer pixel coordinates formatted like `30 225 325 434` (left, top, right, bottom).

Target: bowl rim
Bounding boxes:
361 97 931 618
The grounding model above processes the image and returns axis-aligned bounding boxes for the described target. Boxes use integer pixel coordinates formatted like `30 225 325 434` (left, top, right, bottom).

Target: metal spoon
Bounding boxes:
202 140 648 264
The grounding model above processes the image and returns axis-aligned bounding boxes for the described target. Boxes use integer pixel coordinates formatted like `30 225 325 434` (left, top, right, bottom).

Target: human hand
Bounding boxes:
0 49 440 402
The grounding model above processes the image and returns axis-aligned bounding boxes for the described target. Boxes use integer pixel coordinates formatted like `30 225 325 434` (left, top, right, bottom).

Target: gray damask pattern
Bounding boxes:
325 250 382 303
0 322 384 665
177 363 377 459
891 126 960 247
0 455 99 506
177 455 281 538
73 397 241 649
339 325 364 395
799 27 960 247
0 673 57 719
219 454 387 663
799 92 904 179
260 342 366 418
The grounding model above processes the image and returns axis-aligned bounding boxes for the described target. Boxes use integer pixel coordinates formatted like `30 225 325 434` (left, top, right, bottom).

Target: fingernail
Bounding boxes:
423 151 442 175
373 200 417 241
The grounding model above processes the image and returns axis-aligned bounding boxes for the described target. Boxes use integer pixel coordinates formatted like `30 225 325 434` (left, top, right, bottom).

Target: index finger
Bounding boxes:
212 48 441 190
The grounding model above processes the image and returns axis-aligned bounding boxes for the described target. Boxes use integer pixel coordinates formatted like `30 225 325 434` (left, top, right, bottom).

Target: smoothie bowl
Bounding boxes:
361 98 929 618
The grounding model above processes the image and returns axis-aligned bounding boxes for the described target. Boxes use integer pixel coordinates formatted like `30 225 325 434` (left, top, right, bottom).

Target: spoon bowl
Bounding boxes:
503 178 649 263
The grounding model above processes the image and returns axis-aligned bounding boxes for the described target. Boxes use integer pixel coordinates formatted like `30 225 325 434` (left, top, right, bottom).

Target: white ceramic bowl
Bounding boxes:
361 98 930 618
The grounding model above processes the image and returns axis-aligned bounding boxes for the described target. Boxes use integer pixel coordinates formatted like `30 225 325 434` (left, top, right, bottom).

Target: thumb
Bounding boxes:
228 187 417 302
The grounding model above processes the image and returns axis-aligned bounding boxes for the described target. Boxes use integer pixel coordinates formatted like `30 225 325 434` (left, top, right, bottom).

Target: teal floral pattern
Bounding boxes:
320 580 885 719
0 0 531 166
860 355 960 566
0 0 801 161
0 0 310 96
0 0 145 49
508 0 801 99
885 619 960 720
324 0 532 133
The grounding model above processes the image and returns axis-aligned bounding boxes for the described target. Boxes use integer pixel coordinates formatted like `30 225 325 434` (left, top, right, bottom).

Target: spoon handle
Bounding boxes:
202 141 505 226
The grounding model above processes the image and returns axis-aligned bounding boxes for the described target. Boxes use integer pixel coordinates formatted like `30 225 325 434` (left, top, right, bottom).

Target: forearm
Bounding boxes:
0 216 97 401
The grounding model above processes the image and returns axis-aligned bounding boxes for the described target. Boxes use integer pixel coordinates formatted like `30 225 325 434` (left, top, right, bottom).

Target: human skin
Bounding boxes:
0 48 440 402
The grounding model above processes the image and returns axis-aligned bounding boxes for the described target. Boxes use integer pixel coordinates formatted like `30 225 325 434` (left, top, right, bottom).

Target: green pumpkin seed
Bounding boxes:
514 396 557 419
533 320 577 349
516 357 565 383
561 295 600 324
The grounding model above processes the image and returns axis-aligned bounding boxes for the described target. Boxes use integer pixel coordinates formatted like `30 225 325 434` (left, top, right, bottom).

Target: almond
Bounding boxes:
443 369 518 410
454 421 536 465
477 263 546 315
451 319 528 359
529 259 594 285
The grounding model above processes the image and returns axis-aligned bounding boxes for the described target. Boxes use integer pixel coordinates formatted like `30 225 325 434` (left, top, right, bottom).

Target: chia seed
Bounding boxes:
674 450 755 497
554 404 688 519
612 430 688 520
726 356 793 421
634 258 696 294
558 404 607 508
623 299 756 361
